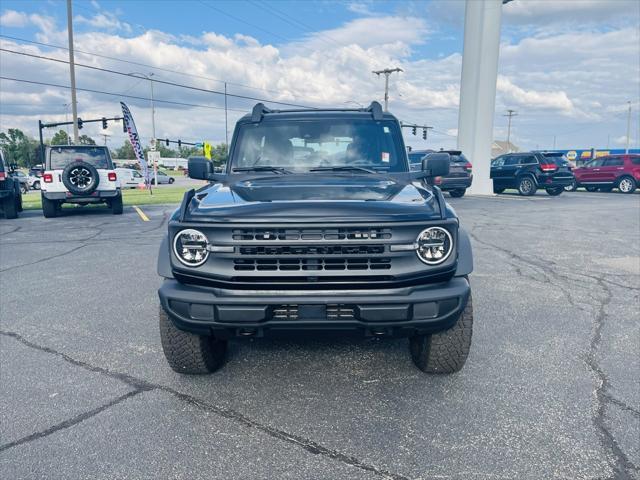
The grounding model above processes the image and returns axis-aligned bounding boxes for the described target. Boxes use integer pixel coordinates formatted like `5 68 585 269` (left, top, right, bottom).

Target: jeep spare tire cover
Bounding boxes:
62 161 100 195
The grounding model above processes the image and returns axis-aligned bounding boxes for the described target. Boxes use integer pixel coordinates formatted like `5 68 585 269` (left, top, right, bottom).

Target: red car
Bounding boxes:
570 154 640 193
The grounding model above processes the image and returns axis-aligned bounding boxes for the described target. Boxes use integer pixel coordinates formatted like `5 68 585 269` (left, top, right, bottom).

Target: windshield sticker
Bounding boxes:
383 126 390 133
381 152 390 163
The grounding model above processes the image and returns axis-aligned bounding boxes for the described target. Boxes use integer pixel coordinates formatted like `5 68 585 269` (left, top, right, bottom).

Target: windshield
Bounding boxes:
231 119 407 172
49 147 112 170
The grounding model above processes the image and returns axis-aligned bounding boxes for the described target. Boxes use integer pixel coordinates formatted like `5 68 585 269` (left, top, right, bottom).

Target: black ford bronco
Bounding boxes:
157 102 474 374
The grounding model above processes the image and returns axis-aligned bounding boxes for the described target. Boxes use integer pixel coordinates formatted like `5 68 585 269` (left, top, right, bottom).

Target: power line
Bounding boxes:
0 33 283 96
0 47 316 109
0 75 248 112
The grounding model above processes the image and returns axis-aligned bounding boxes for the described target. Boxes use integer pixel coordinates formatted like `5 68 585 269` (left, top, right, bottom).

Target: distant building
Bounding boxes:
491 140 519 158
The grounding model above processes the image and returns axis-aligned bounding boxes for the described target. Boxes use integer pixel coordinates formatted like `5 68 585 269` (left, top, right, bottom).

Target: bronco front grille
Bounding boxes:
232 227 392 241
233 257 392 271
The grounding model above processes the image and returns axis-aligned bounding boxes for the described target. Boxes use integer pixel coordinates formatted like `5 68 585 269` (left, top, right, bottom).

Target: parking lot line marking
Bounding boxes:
133 205 149 222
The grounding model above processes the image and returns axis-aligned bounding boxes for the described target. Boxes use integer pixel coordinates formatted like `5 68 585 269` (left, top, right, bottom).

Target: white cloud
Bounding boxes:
0 10 29 27
347 2 376 17
75 12 131 33
0 6 638 152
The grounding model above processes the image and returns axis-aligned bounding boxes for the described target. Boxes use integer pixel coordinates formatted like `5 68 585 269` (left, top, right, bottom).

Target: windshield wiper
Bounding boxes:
310 166 378 174
232 166 291 174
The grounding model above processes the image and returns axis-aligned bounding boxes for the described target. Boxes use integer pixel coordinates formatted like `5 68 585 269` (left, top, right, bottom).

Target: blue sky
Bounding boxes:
1 0 639 151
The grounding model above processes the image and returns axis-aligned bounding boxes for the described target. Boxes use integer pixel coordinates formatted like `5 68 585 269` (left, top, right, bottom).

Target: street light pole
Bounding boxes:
66 0 79 143
372 68 403 111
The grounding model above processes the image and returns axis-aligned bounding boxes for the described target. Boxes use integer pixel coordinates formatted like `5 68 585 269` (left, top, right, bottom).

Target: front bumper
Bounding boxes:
42 189 120 202
158 276 471 338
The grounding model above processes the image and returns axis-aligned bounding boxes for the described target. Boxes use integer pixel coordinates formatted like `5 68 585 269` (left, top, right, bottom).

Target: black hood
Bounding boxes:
184 174 441 223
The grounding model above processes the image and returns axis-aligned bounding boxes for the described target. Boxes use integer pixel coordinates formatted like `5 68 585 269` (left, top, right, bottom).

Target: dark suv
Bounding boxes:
409 150 473 198
0 151 23 219
491 152 575 196
571 154 640 193
157 102 474 374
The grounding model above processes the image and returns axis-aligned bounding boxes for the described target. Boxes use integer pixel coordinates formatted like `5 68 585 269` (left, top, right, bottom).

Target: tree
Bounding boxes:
78 134 96 145
0 128 39 167
51 130 70 146
114 140 135 159
210 144 228 167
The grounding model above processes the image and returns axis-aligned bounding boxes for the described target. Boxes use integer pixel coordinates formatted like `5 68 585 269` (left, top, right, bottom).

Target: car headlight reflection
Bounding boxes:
416 227 453 265
173 229 209 267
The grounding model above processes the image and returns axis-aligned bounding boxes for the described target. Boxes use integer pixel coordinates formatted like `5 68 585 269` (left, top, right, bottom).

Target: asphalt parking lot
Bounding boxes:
1 191 638 480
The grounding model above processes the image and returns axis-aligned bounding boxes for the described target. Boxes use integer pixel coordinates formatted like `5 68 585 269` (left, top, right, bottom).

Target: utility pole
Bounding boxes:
101 133 109 146
553 135 556 150
66 0 79 144
372 67 403 111
625 101 631 154
504 109 517 152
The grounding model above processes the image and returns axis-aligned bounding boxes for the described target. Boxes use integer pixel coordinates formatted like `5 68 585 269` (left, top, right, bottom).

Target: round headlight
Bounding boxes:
416 227 453 265
173 229 209 267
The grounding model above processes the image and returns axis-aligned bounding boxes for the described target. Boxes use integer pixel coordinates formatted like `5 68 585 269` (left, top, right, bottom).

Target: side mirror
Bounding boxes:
188 156 213 180
8 163 18 173
422 153 450 177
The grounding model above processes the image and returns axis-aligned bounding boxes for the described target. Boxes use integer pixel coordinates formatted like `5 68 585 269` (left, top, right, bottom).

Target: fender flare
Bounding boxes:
455 227 473 277
157 234 174 279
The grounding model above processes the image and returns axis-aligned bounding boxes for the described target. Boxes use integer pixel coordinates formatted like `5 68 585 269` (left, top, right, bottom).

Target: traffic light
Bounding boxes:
101 117 107 129
178 139 182 148
422 128 427 140
77 118 83 130
412 126 416 136
165 138 169 146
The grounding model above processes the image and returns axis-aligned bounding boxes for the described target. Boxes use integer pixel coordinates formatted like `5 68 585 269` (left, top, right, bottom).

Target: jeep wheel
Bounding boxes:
159 306 227 374
545 186 563 196
449 189 466 198
42 196 58 218
585 186 598 192
517 176 537 196
617 176 637 194
564 180 577 192
493 187 505 194
409 295 473 373
110 194 123 215
33 180 41 190
2 194 18 219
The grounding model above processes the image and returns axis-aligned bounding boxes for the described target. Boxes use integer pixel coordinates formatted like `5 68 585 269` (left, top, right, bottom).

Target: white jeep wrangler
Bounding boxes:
41 145 123 217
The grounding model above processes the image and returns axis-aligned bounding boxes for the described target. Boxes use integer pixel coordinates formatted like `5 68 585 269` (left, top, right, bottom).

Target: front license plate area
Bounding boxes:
297 304 326 320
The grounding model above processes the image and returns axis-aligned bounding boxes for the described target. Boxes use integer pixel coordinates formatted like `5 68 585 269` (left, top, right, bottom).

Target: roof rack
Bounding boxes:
250 101 385 122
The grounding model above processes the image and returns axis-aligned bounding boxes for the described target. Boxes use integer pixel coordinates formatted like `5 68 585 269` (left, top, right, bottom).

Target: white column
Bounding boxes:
457 0 504 195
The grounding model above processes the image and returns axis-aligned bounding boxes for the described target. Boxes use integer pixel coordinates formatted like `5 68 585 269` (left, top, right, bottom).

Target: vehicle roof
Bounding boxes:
237 110 399 123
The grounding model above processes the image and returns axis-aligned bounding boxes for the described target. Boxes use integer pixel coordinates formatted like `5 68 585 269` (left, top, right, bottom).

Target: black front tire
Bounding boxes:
585 186 598 192
409 295 473 374
545 187 564 196
168 178 175 184
517 176 537 196
42 196 58 218
110 194 123 215
159 306 227 374
33 181 41 190
449 189 466 198
493 187 505 194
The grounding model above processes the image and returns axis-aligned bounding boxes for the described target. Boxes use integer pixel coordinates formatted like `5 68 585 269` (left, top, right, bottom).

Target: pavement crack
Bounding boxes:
0 244 90 273
602 393 640 419
0 390 145 452
585 278 638 479
0 330 409 480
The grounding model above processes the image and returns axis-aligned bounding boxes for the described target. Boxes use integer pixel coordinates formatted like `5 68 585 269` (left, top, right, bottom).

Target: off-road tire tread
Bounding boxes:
3 194 18 219
42 196 58 218
111 194 123 215
410 295 473 373
159 306 226 374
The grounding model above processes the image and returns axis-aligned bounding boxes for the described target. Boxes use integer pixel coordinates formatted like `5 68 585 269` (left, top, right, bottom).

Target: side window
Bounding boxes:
492 156 505 167
603 157 623 167
520 155 536 165
504 156 520 166
631 157 640 165
587 159 605 167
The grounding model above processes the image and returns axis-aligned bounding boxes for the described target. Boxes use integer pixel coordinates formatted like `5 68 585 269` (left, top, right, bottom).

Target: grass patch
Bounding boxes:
21 186 191 210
